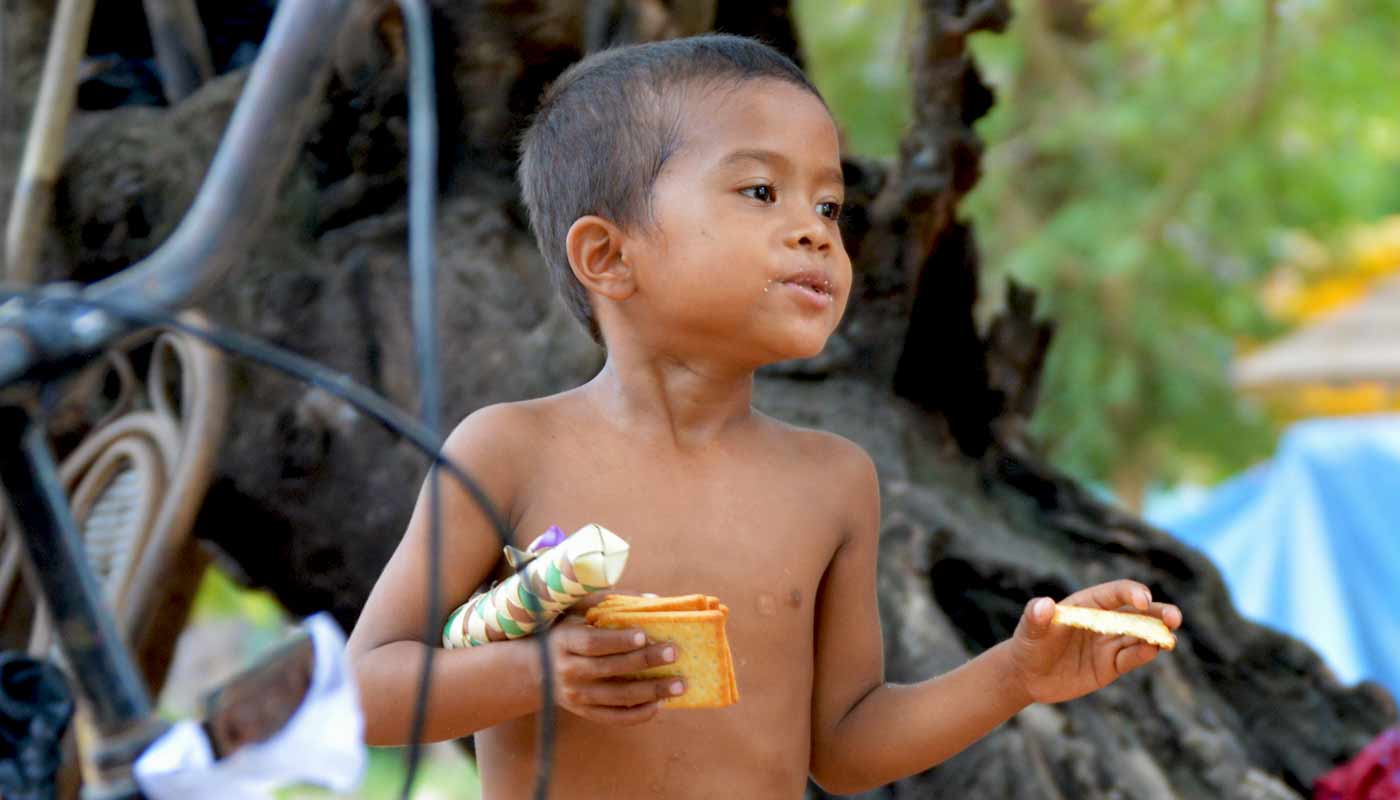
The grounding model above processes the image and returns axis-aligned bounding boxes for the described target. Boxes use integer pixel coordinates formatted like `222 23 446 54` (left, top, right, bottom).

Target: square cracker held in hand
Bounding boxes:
589 602 738 709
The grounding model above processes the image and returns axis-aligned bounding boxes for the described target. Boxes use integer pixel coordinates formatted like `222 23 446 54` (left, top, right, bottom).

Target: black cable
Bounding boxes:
397 1 442 795
391 6 554 796
394 5 549 797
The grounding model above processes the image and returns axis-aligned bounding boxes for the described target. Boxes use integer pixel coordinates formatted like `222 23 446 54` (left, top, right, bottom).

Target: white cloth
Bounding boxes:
134 612 366 799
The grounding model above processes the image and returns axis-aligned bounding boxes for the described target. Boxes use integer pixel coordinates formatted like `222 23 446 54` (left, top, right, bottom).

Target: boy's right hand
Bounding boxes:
546 616 683 725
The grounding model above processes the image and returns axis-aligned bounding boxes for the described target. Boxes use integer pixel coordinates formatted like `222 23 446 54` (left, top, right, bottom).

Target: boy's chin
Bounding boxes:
756 335 836 368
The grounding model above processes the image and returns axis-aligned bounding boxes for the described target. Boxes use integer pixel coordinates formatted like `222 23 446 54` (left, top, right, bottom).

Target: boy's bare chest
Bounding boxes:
511 445 843 627
478 434 848 797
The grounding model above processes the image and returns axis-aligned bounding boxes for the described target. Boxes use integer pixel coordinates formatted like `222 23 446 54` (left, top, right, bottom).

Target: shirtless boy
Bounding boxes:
347 34 1182 799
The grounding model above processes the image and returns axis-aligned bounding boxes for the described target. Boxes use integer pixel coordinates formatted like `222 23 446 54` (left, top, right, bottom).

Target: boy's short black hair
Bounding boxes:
518 33 824 343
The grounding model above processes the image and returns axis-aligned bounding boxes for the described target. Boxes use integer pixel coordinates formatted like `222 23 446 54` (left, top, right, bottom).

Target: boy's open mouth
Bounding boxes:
779 270 833 297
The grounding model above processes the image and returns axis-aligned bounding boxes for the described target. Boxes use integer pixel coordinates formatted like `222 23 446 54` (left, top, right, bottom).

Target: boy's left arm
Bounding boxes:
808 446 1182 795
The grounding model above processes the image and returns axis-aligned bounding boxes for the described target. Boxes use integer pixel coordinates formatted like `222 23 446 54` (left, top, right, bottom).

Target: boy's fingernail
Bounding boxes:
670 681 685 696
662 646 676 662
633 632 646 647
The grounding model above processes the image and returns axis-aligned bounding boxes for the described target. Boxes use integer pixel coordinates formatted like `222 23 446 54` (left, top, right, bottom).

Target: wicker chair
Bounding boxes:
0 311 229 699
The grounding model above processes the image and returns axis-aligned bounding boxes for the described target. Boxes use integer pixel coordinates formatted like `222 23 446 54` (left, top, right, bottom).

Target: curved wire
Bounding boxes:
0 291 512 545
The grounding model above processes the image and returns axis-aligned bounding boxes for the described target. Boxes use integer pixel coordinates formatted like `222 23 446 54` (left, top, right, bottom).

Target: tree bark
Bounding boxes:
6 0 1393 797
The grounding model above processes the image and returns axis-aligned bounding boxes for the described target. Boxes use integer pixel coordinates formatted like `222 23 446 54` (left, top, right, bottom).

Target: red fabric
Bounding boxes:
1316 729 1400 800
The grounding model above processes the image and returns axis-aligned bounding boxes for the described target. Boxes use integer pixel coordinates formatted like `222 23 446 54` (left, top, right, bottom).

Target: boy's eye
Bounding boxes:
817 201 843 220
741 184 775 203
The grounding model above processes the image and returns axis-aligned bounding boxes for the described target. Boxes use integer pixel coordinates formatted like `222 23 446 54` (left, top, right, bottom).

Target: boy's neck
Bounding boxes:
585 349 757 450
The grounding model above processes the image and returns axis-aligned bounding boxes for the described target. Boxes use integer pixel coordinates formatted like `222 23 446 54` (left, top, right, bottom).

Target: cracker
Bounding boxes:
589 604 738 709
717 624 738 704
589 594 712 617
1051 604 1177 650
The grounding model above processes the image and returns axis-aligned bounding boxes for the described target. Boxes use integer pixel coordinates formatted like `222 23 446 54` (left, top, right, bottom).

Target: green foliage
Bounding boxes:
190 566 288 628
963 0 1400 490
793 0 913 157
798 0 1400 496
275 747 479 798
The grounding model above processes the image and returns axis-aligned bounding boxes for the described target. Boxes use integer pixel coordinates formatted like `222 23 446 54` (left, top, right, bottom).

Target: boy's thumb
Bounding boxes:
1021 597 1055 640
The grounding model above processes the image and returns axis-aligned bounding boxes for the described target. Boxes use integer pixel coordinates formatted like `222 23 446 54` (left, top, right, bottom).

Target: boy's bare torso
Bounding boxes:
475 393 857 799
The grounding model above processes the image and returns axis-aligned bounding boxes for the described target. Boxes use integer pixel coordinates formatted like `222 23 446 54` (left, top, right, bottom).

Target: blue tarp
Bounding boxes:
1148 414 1400 700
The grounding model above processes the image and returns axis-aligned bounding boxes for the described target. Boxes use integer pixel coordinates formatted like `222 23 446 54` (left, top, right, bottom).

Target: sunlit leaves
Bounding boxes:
795 0 1397 497
963 0 1398 491
794 0 913 157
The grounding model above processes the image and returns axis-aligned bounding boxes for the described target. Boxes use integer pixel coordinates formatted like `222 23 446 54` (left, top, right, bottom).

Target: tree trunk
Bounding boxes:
7 1 1393 797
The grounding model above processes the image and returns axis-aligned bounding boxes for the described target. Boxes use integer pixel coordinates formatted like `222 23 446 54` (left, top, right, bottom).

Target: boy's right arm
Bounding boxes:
346 404 682 745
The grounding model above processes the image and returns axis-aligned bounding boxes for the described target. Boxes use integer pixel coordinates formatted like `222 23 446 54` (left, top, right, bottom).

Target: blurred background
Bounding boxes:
810 0 1400 768
4 0 1397 796
803 0 1400 778
806 0 1400 501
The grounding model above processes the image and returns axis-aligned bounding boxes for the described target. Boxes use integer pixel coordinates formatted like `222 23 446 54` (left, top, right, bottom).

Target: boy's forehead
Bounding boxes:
674 80 840 170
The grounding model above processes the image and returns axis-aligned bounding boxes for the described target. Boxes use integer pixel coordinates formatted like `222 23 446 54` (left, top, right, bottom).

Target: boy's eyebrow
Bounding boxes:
716 148 845 189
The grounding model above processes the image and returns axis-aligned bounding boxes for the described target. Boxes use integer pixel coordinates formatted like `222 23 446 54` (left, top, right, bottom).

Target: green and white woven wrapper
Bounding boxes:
442 523 629 648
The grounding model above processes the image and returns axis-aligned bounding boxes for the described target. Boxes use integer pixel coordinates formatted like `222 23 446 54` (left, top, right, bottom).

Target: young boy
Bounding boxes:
347 34 1182 799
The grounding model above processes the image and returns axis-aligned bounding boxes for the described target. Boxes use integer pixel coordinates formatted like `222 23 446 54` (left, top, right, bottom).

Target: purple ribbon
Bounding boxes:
527 525 567 553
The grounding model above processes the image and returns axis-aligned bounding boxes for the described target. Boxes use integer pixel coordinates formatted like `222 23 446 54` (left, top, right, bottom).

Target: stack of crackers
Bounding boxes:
585 594 739 709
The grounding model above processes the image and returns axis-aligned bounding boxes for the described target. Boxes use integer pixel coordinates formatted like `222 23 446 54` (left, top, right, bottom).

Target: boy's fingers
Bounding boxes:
580 643 679 679
1153 603 1183 629
574 701 662 727
563 626 648 657
1114 643 1159 675
1063 580 1152 611
1020 597 1055 639
569 678 684 708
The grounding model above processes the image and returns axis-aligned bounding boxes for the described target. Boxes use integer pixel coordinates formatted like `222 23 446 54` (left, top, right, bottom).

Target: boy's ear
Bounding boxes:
565 215 635 300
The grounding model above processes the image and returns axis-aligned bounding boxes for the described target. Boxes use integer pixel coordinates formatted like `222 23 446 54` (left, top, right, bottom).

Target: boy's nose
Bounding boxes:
784 217 832 252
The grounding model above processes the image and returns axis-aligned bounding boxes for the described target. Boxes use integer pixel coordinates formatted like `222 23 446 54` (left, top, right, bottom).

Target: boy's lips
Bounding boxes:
776 269 835 308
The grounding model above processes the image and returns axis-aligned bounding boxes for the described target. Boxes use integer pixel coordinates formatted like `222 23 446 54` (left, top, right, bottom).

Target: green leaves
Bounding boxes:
961 0 1398 493
794 0 913 157
796 0 1397 500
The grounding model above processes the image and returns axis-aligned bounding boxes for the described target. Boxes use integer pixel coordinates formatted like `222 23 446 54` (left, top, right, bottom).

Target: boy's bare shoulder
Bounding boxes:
439 394 581 485
444 400 539 453
444 393 577 447
758 414 878 492
755 418 879 548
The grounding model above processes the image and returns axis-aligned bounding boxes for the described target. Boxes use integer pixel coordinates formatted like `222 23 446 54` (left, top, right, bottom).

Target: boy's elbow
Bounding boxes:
360 721 394 748
361 719 410 749
810 747 880 796
356 687 413 747
809 767 877 796
348 648 404 747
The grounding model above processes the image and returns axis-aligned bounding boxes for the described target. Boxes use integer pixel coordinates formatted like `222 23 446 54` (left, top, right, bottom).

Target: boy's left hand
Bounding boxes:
1008 580 1182 705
